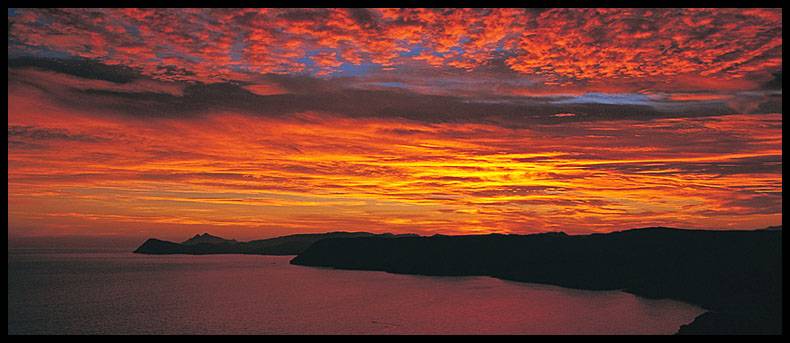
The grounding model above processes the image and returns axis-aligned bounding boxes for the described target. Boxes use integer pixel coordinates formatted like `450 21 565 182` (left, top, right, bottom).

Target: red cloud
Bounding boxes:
9 8 781 87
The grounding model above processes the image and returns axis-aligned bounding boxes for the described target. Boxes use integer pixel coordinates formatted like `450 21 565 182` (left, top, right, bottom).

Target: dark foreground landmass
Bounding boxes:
290 227 782 335
133 232 415 255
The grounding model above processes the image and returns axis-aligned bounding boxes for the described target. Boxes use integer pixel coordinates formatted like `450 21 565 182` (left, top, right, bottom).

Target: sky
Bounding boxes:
7 8 782 240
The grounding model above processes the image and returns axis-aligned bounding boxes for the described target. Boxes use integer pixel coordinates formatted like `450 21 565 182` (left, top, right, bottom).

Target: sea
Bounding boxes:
8 246 704 334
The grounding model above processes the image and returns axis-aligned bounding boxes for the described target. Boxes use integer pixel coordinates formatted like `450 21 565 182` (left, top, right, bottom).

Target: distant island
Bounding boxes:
135 227 781 334
134 232 417 255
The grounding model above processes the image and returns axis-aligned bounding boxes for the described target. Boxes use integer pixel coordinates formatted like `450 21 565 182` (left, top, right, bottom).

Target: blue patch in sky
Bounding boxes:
227 36 248 73
553 93 654 106
155 49 204 64
123 24 141 39
332 62 380 77
295 52 318 75
10 45 74 60
230 34 246 63
400 45 425 57
299 52 316 63
449 46 465 55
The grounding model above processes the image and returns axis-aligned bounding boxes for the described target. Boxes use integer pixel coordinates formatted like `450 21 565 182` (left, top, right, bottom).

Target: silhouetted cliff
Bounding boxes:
133 232 416 255
290 227 782 335
182 233 238 245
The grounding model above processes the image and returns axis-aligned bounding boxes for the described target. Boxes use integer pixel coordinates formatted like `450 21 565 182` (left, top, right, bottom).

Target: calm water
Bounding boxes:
8 248 704 334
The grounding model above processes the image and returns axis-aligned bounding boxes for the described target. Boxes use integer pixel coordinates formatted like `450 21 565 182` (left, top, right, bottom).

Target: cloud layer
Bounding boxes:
9 9 782 83
7 8 783 239
9 83 782 238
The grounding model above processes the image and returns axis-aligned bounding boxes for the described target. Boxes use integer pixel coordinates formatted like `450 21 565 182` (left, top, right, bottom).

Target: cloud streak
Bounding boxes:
7 8 782 239
8 85 782 237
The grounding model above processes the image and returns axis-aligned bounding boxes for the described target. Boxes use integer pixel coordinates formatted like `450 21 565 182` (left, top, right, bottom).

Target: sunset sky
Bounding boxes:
7 8 782 240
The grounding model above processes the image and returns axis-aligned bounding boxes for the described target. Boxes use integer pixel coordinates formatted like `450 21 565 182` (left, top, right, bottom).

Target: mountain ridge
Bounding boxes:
133 231 418 255
182 233 238 245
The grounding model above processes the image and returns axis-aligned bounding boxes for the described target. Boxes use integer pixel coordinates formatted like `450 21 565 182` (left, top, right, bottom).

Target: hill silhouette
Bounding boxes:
134 232 417 255
290 227 782 335
182 233 237 245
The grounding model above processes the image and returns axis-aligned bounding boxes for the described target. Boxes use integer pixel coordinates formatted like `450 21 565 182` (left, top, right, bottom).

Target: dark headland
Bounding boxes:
135 227 781 334
134 232 416 255
290 227 782 335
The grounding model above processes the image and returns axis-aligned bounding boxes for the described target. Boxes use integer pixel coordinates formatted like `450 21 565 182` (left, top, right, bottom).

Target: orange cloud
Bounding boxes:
8 82 782 238
6 8 782 240
666 93 734 102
